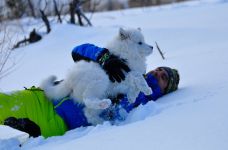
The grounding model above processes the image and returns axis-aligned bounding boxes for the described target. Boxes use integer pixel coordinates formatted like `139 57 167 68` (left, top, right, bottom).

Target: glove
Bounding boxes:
98 50 130 82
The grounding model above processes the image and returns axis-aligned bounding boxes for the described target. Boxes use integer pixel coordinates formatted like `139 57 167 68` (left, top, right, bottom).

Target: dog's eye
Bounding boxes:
138 42 142 45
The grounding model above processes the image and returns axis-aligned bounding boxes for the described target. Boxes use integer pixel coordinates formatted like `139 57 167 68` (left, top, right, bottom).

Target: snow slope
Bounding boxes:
1 0 228 149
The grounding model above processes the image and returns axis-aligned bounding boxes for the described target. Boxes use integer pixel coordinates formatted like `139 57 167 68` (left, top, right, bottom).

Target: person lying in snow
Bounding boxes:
0 44 179 138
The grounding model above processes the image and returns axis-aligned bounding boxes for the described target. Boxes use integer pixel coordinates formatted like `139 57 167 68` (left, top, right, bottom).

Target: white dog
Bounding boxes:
40 28 153 125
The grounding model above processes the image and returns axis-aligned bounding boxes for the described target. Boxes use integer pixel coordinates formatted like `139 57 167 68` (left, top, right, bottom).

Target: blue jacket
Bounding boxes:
53 98 91 130
54 44 163 129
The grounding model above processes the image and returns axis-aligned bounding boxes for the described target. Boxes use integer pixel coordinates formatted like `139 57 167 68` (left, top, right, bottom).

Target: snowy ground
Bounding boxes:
1 0 228 149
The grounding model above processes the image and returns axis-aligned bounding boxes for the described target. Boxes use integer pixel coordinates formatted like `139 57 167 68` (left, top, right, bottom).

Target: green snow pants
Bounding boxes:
0 87 68 138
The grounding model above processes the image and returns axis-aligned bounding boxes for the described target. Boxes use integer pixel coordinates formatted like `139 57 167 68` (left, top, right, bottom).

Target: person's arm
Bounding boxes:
72 43 130 82
100 87 162 122
72 43 107 62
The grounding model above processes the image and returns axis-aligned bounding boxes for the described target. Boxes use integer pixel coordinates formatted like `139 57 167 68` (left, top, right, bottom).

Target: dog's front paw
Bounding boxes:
98 99 112 109
127 92 138 104
142 86 153 95
85 98 112 110
136 77 153 95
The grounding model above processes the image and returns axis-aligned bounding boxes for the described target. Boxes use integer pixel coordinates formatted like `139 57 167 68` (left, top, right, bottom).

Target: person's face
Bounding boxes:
148 67 169 93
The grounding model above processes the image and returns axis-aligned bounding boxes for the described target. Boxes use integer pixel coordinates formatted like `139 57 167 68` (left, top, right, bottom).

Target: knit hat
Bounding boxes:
159 67 180 94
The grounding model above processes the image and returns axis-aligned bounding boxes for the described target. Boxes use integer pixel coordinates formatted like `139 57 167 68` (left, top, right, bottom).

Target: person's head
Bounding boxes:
146 67 180 95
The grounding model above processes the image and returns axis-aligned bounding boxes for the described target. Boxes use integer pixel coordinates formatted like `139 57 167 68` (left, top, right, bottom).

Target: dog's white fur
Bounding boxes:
40 28 153 125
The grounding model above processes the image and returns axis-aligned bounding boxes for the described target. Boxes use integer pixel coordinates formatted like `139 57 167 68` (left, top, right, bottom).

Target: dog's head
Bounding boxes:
116 28 153 57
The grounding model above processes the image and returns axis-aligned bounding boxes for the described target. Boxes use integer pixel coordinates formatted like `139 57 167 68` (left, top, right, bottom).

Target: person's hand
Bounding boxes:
98 51 130 82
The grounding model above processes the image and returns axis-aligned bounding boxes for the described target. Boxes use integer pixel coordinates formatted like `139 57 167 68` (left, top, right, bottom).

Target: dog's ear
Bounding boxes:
119 28 129 40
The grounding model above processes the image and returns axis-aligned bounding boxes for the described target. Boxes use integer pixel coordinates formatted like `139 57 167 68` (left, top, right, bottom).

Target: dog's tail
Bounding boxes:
40 75 71 100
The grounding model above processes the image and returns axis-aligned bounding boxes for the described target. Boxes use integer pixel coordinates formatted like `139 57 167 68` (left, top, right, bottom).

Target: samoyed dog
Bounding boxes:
40 28 153 125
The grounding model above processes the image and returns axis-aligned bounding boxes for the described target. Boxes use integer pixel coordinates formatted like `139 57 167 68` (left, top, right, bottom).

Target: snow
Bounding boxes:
0 125 29 147
1 0 228 149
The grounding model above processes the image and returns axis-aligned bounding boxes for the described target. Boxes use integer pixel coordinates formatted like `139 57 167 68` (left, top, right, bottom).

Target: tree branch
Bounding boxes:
155 41 165 60
40 9 51 33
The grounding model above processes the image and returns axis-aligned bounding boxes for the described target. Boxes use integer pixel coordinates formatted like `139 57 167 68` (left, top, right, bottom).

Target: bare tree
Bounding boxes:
69 0 76 24
75 1 84 26
88 0 101 17
39 0 51 33
40 9 51 33
70 0 92 26
5 0 26 19
53 0 62 23
27 0 36 18
0 26 15 80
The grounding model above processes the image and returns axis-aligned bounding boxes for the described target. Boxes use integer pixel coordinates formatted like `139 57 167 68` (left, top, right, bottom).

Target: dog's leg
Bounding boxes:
136 76 153 95
82 79 111 110
127 72 152 103
84 98 111 110
126 73 141 103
